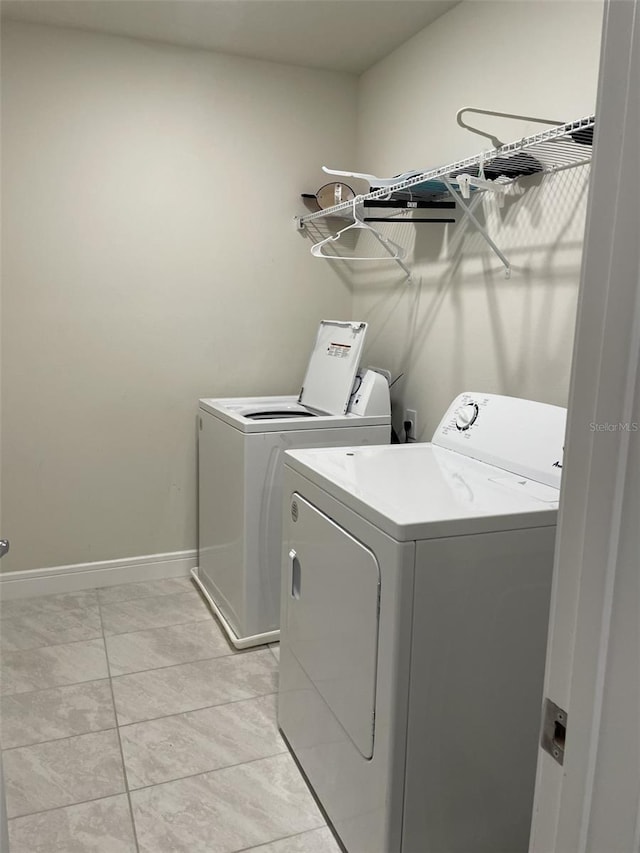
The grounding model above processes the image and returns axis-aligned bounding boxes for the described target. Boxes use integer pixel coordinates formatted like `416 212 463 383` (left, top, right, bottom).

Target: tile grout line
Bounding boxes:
1 690 280 752
1 578 194 617
0 633 106 658
109 646 273 682
0 675 111 702
4 748 305 827
2 610 212 655
2 637 271 701
1 599 103 653
96 596 142 853
1 587 207 651
99 588 206 613
124 745 290 795
96 585 197 608
0 722 118 754
7 792 136 826
0 625 103 653
0 587 195 628
108 647 239 678
0 601 101 623
1 624 246 698
0 592 100 621
231 826 332 853
119 749 308 797
102 612 212 639
116 690 280 730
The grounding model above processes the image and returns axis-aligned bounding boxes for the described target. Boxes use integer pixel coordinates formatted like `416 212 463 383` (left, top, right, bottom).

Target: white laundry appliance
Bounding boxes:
278 392 567 853
193 320 391 649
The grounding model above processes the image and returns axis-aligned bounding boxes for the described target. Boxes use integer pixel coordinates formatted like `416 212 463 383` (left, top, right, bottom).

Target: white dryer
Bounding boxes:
278 392 567 853
193 320 391 649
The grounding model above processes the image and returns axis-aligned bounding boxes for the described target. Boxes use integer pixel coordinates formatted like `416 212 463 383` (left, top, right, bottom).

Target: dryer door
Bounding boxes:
286 493 380 759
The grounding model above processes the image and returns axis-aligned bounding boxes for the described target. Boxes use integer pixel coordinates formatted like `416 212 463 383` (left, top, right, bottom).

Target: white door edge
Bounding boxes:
529 2 640 851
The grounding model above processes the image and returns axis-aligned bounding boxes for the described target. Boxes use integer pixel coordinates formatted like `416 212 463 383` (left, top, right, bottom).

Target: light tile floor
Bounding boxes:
0 577 341 853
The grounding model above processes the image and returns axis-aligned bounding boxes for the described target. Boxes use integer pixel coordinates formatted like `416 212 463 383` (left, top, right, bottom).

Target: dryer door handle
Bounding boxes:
289 549 301 599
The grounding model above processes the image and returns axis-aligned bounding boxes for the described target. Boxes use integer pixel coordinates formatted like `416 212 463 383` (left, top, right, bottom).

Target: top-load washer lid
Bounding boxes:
298 320 367 415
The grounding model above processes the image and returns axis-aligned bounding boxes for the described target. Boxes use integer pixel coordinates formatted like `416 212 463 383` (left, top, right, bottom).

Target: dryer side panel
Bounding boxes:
403 526 556 853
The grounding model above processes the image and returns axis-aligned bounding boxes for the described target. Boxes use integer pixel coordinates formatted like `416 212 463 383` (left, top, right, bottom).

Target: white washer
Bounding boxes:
278 392 567 853
193 321 391 649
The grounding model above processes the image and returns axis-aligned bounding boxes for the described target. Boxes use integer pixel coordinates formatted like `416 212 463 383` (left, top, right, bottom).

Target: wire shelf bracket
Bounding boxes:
441 177 511 278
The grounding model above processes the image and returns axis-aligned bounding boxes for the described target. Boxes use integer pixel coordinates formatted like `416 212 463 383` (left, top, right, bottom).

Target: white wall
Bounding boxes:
352 0 603 439
0 21 357 572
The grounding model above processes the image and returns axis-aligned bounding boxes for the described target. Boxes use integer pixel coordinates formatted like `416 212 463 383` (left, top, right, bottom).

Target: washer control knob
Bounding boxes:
455 403 479 431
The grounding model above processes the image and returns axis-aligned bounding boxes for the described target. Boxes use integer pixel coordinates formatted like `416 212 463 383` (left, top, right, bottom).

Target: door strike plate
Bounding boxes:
541 698 567 766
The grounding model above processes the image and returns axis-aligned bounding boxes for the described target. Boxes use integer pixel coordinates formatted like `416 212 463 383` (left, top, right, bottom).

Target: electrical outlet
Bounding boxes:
404 408 417 441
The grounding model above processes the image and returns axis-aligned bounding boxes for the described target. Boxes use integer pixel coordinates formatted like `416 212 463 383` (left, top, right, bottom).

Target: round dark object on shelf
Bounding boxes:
315 182 355 209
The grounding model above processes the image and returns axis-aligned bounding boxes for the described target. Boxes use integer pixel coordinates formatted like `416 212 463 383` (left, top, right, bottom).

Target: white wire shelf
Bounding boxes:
297 115 595 228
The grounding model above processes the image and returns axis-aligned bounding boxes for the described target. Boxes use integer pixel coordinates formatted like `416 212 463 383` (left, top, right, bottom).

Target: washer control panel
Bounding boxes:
432 392 567 489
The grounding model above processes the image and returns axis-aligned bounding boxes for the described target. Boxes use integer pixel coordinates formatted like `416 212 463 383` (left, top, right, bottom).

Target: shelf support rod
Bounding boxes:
441 178 511 279
393 256 413 282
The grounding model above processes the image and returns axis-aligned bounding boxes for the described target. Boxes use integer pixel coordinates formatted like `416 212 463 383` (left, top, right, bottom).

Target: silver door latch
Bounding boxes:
0 540 9 559
541 698 567 765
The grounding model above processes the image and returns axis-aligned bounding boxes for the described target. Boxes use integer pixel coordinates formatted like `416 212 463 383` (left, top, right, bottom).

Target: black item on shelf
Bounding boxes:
364 217 456 223
570 125 594 146
300 194 456 211
364 199 456 210
451 151 543 182
486 152 543 179
384 184 450 202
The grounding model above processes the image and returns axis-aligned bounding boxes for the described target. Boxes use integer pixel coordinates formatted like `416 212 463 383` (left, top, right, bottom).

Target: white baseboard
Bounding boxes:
0 550 197 600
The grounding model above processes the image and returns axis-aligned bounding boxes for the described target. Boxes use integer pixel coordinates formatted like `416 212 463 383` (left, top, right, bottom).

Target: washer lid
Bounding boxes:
299 320 367 415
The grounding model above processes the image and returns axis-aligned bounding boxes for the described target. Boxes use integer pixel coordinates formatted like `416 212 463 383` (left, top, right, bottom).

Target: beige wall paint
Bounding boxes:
1 22 357 572
353 0 603 440
1 2 605 574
